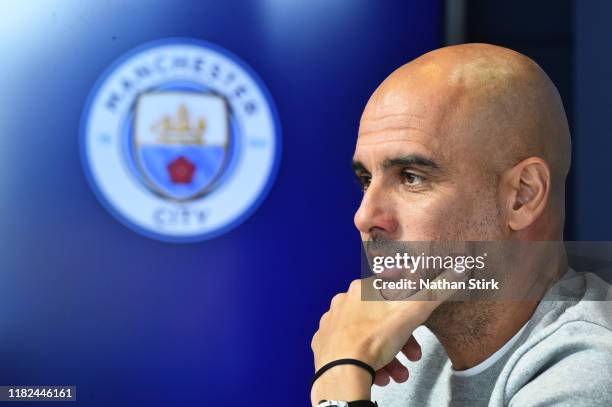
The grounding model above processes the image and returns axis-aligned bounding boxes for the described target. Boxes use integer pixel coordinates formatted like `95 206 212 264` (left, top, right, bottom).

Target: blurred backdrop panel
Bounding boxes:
447 0 576 238
449 0 612 240
575 0 612 240
0 1 441 405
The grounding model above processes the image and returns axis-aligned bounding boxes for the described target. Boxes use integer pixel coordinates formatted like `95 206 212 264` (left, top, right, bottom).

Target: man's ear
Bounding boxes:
502 157 550 231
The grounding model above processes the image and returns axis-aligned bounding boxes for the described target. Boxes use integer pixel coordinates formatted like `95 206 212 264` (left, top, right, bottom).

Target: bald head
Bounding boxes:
354 43 571 241
362 43 570 187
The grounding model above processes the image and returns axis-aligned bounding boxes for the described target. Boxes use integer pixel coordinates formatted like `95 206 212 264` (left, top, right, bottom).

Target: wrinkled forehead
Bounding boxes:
355 82 463 169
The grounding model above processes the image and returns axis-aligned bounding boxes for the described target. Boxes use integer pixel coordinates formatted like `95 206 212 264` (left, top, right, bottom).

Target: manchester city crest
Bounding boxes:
134 92 230 201
80 38 281 242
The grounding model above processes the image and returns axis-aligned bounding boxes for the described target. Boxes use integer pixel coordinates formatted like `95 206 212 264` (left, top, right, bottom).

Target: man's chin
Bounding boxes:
423 301 463 335
376 270 422 300
379 286 420 301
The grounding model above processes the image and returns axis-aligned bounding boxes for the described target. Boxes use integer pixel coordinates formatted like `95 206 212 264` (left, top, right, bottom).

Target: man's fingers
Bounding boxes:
401 335 422 362
330 292 346 308
374 369 391 386
383 357 409 383
318 311 329 329
361 275 388 300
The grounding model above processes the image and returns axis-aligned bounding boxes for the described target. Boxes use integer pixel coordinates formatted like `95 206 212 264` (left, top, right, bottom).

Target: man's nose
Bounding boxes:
354 182 398 237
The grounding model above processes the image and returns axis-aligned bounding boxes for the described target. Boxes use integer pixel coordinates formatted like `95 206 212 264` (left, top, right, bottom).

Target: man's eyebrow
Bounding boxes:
382 155 441 171
351 160 369 173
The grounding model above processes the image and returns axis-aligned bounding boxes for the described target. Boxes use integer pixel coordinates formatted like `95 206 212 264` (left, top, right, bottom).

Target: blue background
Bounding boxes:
0 1 441 405
574 0 612 240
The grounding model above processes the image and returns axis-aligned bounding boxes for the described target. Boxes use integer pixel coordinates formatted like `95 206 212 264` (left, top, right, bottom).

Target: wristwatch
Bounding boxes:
317 401 378 407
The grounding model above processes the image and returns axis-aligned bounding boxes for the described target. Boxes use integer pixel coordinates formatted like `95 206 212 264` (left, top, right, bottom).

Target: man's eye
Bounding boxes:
356 175 371 191
402 171 424 186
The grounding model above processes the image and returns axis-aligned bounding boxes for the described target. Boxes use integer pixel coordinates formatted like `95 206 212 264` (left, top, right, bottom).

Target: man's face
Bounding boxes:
352 80 506 244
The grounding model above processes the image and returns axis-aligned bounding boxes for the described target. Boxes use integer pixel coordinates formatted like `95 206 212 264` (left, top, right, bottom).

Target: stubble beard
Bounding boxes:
424 300 498 349
424 180 504 348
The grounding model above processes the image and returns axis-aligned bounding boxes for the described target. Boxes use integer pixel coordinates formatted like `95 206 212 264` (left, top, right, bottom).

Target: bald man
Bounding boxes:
310 44 612 407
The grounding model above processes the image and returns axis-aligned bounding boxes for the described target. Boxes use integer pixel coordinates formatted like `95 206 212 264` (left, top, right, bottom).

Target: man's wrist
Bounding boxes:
310 364 372 406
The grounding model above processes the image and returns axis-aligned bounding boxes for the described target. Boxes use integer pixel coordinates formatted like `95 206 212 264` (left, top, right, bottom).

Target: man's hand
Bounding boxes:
310 271 462 406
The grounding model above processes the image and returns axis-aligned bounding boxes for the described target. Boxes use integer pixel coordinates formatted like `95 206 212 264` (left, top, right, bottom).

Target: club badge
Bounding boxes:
80 38 281 242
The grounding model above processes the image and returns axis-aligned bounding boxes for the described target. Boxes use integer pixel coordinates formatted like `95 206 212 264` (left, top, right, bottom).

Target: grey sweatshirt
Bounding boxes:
372 270 612 406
